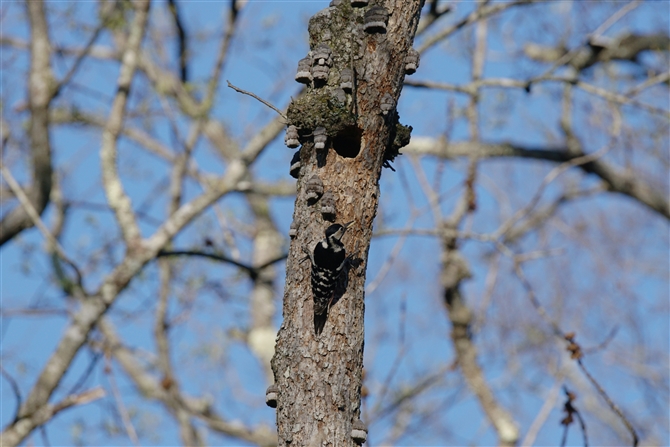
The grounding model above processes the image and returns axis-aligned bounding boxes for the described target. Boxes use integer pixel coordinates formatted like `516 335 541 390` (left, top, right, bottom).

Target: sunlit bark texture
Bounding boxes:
271 1 424 445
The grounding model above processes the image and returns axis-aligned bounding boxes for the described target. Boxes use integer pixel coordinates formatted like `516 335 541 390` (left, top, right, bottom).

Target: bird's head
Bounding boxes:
325 221 353 242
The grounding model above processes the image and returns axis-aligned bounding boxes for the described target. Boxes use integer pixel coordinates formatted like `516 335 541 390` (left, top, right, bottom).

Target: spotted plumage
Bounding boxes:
308 221 353 334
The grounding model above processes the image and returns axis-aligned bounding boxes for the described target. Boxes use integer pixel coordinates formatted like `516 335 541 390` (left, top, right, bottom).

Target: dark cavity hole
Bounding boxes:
332 125 362 159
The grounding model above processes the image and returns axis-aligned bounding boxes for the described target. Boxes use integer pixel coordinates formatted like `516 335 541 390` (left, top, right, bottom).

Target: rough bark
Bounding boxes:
271 1 424 445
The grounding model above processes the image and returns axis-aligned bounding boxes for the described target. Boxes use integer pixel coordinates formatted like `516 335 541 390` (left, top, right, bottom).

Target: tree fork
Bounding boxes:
271 1 424 445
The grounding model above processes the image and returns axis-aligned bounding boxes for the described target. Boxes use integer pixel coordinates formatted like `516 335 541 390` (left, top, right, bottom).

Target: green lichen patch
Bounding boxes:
287 91 357 138
385 122 412 166
308 5 363 68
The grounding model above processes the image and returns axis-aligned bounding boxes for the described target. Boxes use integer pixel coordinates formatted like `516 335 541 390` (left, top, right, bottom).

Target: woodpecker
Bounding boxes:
307 221 353 334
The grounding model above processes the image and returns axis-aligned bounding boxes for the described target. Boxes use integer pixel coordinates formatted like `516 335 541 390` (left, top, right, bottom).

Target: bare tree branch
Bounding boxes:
0 364 22 422
167 0 188 82
403 138 669 219
100 0 151 245
98 319 276 447
405 77 669 117
440 201 520 446
227 80 288 120
156 249 287 280
1 388 105 446
416 0 452 36
0 164 83 286
576 360 638 447
105 358 140 447
417 0 537 54
1 0 54 247
524 32 670 72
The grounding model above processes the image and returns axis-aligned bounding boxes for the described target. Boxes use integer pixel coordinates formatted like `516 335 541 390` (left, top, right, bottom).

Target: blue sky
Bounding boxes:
2 1 668 446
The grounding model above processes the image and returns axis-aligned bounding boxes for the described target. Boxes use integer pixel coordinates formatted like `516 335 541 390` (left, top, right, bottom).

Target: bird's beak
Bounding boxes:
335 221 354 241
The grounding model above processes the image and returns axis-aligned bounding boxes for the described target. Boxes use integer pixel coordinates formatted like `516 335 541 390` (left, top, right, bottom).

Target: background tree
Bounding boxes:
1 1 667 446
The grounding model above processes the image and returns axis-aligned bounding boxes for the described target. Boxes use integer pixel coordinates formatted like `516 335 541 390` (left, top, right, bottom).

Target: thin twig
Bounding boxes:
409 155 442 222
227 80 287 120
167 0 188 82
560 387 589 447
156 249 287 280
418 0 536 54
105 359 140 447
67 352 102 395
625 71 670 97
371 366 450 422
0 365 22 421
589 0 641 41
52 387 105 414
405 77 669 118
373 294 408 415
495 143 613 240
53 7 110 98
582 326 619 355
577 360 638 447
366 216 416 295
39 425 51 447
508 251 565 338
0 308 69 317
0 164 83 286
522 382 561 446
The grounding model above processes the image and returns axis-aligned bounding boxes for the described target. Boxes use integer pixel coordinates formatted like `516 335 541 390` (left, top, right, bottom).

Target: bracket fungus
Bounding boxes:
351 419 368 444
332 88 347 104
285 125 300 148
380 93 395 115
289 151 301 179
405 48 420 75
313 127 328 150
305 175 324 203
312 43 333 67
265 384 278 408
295 57 312 84
364 6 389 34
339 68 354 92
311 64 330 83
320 190 337 220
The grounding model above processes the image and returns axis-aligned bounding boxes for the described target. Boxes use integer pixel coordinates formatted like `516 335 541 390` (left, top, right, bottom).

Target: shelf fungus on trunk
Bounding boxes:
332 88 347 104
405 48 420 75
305 174 324 204
289 151 301 179
313 126 328 150
339 68 354 92
351 419 368 444
380 92 396 115
285 125 300 148
312 43 333 67
265 384 278 408
364 6 389 34
295 57 313 84
320 190 337 221
311 64 330 84
289 221 298 239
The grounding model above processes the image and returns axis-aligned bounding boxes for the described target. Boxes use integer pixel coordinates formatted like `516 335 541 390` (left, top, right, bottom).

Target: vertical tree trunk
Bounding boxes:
271 1 424 445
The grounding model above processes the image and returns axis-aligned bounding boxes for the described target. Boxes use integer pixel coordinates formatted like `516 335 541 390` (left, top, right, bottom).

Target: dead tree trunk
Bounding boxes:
271 1 424 445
